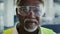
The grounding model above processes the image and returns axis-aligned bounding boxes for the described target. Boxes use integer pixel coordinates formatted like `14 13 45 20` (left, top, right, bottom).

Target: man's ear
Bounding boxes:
16 8 19 18
16 8 18 15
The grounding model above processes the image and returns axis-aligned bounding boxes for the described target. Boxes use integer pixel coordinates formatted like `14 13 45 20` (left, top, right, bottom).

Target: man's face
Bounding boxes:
16 0 42 32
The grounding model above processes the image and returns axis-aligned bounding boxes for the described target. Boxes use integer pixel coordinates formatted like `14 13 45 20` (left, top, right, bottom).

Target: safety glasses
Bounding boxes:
16 6 44 16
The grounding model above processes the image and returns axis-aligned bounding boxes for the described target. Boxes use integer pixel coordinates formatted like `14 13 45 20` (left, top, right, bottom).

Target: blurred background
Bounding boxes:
0 0 60 34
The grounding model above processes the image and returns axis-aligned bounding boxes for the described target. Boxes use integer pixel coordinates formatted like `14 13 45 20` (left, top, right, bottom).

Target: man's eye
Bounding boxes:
20 9 26 14
34 9 39 12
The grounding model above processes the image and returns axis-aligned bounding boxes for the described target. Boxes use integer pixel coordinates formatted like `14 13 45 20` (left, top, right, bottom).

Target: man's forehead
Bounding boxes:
18 0 41 6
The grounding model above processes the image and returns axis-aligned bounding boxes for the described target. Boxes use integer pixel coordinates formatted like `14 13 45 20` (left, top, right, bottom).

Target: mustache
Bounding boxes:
24 19 38 24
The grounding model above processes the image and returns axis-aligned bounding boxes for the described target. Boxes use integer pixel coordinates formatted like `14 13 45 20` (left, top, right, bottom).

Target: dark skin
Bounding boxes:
16 0 41 34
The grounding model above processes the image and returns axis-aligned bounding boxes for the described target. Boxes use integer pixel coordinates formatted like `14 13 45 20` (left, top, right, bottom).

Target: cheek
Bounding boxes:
36 16 40 22
18 15 25 24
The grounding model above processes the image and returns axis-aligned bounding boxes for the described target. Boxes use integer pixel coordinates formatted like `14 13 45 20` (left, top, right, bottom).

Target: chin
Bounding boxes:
24 26 38 32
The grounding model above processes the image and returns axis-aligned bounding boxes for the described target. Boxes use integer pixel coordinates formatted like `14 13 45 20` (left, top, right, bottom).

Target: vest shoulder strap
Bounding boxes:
41 27 54 34
2 28 13 34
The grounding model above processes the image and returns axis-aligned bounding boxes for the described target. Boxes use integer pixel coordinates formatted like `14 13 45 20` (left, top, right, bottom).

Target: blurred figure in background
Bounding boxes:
2 0 56 34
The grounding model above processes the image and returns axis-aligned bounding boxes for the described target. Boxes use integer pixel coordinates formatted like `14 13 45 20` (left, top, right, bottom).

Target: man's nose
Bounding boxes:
27 11 36 19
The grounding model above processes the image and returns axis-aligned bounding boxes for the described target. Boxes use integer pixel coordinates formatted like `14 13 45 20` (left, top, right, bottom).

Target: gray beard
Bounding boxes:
24 25 38 32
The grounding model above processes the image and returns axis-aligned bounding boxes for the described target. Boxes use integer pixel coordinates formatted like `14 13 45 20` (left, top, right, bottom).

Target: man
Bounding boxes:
3 0 56 34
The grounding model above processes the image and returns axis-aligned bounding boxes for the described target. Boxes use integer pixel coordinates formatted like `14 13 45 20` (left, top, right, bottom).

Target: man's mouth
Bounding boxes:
24 19 38 29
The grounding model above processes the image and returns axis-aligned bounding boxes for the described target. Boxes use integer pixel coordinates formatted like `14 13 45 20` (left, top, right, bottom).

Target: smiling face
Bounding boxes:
16 0 43 32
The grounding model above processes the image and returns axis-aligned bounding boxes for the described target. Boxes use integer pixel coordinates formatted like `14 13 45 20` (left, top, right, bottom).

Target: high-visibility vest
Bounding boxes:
2 27 55 34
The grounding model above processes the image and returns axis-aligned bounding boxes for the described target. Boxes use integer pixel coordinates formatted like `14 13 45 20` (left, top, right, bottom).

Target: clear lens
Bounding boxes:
17 6 44 16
